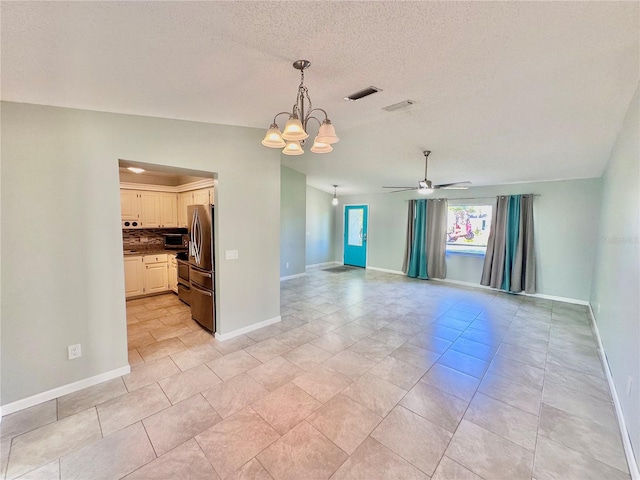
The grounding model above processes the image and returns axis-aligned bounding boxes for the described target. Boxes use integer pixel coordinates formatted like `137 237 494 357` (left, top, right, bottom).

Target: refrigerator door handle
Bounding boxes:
191 283 213 297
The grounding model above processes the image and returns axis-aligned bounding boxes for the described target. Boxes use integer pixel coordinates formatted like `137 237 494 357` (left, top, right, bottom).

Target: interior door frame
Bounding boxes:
342 203 370 268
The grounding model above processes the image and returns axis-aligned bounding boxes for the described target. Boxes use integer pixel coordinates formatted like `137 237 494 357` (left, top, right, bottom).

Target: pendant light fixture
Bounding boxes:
262 60 339 155
332 185 339 206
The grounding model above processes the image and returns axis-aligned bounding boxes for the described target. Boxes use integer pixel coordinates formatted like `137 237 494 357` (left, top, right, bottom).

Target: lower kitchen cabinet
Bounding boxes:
124 254 172 298
144 258 169 294
123 256 144 298
169 255 178 293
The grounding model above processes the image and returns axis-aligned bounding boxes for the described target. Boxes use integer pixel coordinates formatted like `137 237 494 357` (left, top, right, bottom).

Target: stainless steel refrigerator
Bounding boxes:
188 204 216 332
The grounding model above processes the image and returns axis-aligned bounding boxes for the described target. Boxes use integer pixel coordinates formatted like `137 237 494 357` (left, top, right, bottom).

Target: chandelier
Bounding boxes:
261 60 339 155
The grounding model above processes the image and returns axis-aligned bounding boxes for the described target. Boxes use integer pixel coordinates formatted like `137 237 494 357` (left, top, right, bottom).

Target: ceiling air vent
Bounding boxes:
343 86 382 101
382 100 416 112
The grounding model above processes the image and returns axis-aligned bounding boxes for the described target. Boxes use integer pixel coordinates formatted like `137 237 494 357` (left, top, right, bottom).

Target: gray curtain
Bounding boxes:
481 194 536 293
402 198 448 279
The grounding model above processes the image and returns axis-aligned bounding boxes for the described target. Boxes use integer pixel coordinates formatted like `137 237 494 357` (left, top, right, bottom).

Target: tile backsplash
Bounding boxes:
123 228 186 248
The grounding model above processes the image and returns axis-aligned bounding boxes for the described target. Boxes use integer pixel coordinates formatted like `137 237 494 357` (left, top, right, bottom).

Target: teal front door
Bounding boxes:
344 205 368 267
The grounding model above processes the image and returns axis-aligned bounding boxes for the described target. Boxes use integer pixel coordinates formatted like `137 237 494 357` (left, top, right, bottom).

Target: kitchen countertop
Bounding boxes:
123 248 187 256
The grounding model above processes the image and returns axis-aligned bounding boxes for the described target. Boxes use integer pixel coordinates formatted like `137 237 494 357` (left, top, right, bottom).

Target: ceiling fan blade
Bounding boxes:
434 181 472 189
389 188 418 193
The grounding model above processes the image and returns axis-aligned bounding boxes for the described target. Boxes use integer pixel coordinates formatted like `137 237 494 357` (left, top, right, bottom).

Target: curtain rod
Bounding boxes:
405 194 541 202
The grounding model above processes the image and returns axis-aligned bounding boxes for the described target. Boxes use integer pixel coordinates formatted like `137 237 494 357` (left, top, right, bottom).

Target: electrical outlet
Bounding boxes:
225 250 239 260
627 376 633 397
68 344 82 360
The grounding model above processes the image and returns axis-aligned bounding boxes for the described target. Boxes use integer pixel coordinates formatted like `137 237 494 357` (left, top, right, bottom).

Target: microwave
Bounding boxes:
164 233 189 249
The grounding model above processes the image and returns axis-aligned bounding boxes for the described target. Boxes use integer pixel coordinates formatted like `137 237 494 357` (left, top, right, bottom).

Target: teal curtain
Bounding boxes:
502 195 521 291
481 194 536 293
402 199 448 280
407 200 428 279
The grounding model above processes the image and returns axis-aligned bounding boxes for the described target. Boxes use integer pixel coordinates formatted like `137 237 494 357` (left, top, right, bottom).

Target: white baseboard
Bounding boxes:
432 278 589 305
365 266 405 275
214 315 281 342
589 305 640 479
1 365 131 418
280 273 306 281
305 261 340 269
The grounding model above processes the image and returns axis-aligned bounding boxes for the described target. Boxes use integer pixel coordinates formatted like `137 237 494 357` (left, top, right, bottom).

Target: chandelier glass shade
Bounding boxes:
262 60 339 156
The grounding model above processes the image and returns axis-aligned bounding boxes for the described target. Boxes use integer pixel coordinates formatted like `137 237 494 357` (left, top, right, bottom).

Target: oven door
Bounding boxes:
177 260 190 286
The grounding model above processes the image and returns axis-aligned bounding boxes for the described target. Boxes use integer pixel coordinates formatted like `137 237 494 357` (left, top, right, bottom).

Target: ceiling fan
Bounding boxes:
382 150 471 194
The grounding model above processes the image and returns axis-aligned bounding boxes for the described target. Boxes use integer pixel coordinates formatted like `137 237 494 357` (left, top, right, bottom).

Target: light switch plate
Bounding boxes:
225 250 239 260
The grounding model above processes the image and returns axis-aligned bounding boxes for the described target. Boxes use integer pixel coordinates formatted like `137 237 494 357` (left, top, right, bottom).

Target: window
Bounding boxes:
446 205 493 255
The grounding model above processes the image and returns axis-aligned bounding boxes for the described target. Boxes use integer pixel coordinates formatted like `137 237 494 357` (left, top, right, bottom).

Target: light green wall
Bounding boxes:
280 166 306 277
590 84 639 466
1 102 281 405
306 186 336 266
335 178 602 301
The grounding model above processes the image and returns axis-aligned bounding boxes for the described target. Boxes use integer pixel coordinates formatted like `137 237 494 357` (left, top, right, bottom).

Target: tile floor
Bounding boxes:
0 268 632 479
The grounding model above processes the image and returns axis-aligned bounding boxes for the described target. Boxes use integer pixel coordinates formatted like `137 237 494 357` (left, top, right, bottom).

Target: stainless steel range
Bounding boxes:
188 204 216 332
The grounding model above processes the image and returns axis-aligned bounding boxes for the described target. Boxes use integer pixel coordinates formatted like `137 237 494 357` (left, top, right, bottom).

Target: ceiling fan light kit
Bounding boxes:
262 60 339 156
382 150 471 194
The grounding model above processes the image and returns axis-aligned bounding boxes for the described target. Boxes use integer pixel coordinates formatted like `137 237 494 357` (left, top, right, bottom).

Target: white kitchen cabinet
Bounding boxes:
193 187 214 205
178 192 193 228
140 192 161 227
120 190 141 221
143 254 169 294
168 255 178 293
159 193 178 228
123 256 144 298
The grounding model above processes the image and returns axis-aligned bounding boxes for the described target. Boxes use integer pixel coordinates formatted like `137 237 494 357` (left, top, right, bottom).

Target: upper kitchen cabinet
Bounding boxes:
159 193 178 228
178 191 194 228
193 187 214 205
120 190 141 221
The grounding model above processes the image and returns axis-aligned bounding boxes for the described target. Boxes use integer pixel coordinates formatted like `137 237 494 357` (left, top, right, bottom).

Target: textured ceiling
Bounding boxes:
2 2 638 194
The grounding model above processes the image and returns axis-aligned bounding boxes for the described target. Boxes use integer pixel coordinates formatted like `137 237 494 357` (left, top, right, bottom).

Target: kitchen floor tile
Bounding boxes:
283 343 333 370
366 327 411 348
420 363 480 402
245 338 293 363
137 337 187 362
17 460 60 480
123 356 180 392
341 373 406 417
478 372 542 416
464 393 538 450
291 366 353 403
201 373 269 419
6 408 102 479
0 400 57 442
432 456 483 480
400 381 468 433
143 394 221 456
170 343 222 371
348 337 397 362
246 356 302 392
437 350 490 379
322 350 376 380
158 363 221 404
533 435 630 480
57 378 127 420
225 458 272 480
195 407 279 479
252 383 321 434
368 355 427 390
124 439 219 480
178 329 216 348
257 421 347 480
97 383 170 436
206 349 262 381
445 419 534 480
59 422 155 480
307 394 381 454
372 405 452 476
538 404 628 472
310 332 357 354
330 436 428 480
128 349 144 366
